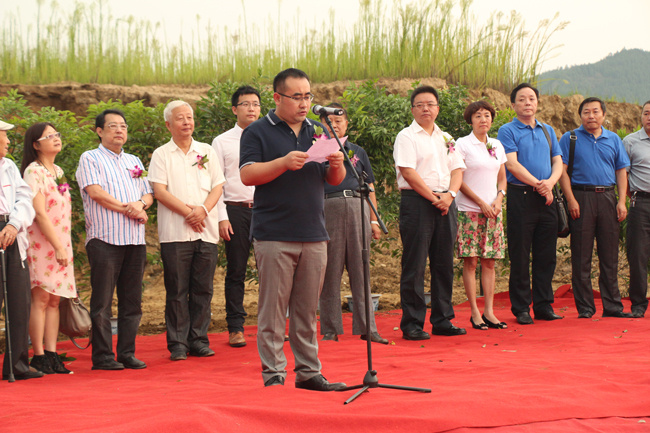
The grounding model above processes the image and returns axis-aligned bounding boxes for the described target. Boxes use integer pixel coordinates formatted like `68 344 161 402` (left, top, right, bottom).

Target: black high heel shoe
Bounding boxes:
482 314 508 329
470 317 488 330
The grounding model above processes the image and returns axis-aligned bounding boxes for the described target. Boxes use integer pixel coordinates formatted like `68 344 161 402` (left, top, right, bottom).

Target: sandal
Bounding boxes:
470 317 488 330
482 314 508 329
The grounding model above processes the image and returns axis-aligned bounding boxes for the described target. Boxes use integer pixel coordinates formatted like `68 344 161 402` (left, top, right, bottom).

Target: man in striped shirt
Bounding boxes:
76 109 154 371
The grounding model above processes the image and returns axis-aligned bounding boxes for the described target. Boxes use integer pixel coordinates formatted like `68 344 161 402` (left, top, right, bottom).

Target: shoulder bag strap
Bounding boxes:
539 124 560 197
567 130 577 179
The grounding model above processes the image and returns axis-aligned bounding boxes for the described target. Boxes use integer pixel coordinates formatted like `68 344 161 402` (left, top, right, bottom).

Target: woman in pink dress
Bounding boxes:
21 122 76 374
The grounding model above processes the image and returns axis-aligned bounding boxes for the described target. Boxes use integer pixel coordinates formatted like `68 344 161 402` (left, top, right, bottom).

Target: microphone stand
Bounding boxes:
321 116 431 404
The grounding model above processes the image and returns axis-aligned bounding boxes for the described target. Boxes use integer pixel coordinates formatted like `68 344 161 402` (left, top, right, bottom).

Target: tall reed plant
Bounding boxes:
0 0 567 91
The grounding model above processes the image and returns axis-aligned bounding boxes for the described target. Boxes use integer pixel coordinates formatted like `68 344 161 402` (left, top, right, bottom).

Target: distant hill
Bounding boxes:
537 48 650 104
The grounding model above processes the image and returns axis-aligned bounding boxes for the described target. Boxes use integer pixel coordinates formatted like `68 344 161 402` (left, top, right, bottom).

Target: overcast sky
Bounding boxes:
1 0 648 73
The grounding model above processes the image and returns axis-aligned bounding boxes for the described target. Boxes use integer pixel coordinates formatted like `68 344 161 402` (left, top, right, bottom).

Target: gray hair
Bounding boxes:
164 100 193 122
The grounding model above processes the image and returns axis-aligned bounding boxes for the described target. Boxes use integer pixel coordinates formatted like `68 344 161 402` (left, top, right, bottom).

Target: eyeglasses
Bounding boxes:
236 102 261 108
106 123 129 131
36 132 61 141
277 92 314 103
412 103 439 110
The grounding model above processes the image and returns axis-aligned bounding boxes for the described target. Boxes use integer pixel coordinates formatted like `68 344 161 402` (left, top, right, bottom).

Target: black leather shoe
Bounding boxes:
632 310 645 318
432 325 467 336
321 333 338 341
603 311 633 318
577 312 593 319
189 346 215 357
516 312 534 325
534 311 563 321
295 374 346 391
264 375 285 387
402 329 430 340
45 351 72 374
92 359 125 370
360 331 389 344
482 314 507 329
170 350 188 361
119 356 147 369
3 366 45 380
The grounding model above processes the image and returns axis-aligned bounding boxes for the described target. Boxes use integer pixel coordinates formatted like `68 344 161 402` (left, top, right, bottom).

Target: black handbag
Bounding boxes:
539 126 575 238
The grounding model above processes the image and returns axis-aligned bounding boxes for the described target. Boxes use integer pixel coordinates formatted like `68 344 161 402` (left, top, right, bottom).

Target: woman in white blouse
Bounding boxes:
455 101 508 330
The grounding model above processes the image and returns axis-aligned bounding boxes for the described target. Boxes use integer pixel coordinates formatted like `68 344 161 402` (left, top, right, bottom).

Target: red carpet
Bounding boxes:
2 292 650 433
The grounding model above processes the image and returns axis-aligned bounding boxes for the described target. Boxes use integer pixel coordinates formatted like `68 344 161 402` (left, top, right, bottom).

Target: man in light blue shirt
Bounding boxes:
497 83 564 325
77 109 153 371
558 97 631 319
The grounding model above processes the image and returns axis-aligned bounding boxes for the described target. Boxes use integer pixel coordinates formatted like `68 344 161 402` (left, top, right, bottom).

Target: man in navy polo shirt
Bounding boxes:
497 83 564 325
240 68 347 391
558 97 630 319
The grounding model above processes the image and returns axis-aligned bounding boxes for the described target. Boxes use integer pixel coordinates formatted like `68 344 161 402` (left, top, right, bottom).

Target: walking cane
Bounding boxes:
1 249 14 382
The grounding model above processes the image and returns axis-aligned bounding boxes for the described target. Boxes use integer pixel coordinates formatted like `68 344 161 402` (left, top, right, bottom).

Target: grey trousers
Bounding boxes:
320 197 377 335
254 240 326 384
627 195 650 314
1 231 31 377
568 189 623 315
161 240 218 353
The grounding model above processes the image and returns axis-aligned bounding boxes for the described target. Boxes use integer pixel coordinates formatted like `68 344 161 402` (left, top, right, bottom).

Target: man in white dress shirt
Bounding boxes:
212 86 260 348
148 101 225 361
393 86 467 340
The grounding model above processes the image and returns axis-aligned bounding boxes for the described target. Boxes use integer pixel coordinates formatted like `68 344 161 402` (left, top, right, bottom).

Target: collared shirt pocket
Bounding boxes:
200 169 212 192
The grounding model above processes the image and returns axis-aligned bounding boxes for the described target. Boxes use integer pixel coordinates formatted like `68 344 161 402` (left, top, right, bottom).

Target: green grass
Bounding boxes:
0 0 567 91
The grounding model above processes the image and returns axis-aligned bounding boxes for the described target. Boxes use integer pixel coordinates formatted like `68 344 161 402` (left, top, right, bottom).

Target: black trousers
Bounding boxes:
399 194 457 331
1 223 31 377
161 240 218 353
86 239 146 365
223 205 251 333
627 195 650 314
568 189 623 315
507 185 557 316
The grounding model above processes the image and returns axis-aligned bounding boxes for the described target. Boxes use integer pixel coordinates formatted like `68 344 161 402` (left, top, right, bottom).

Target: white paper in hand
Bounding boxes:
305 136 346 163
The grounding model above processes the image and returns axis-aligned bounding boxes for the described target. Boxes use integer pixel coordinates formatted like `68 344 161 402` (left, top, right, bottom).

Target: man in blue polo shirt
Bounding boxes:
497 83 564 325
558 97 631 318
240 68 347 391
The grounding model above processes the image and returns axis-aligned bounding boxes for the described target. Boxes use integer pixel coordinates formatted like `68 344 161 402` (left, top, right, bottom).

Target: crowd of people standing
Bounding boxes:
1 68 649 390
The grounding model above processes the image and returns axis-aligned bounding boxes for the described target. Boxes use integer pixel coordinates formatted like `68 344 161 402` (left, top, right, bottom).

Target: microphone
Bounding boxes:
311 105 344 116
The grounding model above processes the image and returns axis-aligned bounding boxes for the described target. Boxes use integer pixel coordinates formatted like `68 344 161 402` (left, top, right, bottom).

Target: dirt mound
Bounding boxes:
2 79 642 135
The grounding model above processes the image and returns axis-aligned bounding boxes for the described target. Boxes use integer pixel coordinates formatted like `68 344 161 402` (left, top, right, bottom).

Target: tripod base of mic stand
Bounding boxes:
337 370 431 405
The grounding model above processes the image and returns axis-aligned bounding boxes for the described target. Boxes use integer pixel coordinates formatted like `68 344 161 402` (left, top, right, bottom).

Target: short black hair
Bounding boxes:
319 102 348 122
273 68 310 93
232 85 261 107
510 83 539 103
641 100 650 111
96 109 126 130
410 86 439 107
579 97 606 115
463 100 496 124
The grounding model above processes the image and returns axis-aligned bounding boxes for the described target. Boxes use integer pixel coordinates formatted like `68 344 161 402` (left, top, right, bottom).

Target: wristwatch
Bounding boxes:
498 190 506 197
139 198 147 209
449 190 457 198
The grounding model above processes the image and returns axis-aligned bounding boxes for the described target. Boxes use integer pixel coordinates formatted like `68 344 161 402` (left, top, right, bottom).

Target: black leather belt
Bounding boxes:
632 191 650 198
508 183 536 192
325 190 360 199
572 185 615 192
224 201 253 208
0 214 9 223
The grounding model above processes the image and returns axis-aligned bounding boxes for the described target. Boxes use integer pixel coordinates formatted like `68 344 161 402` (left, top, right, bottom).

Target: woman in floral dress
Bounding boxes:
455 101 508 331
21 122 75 374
